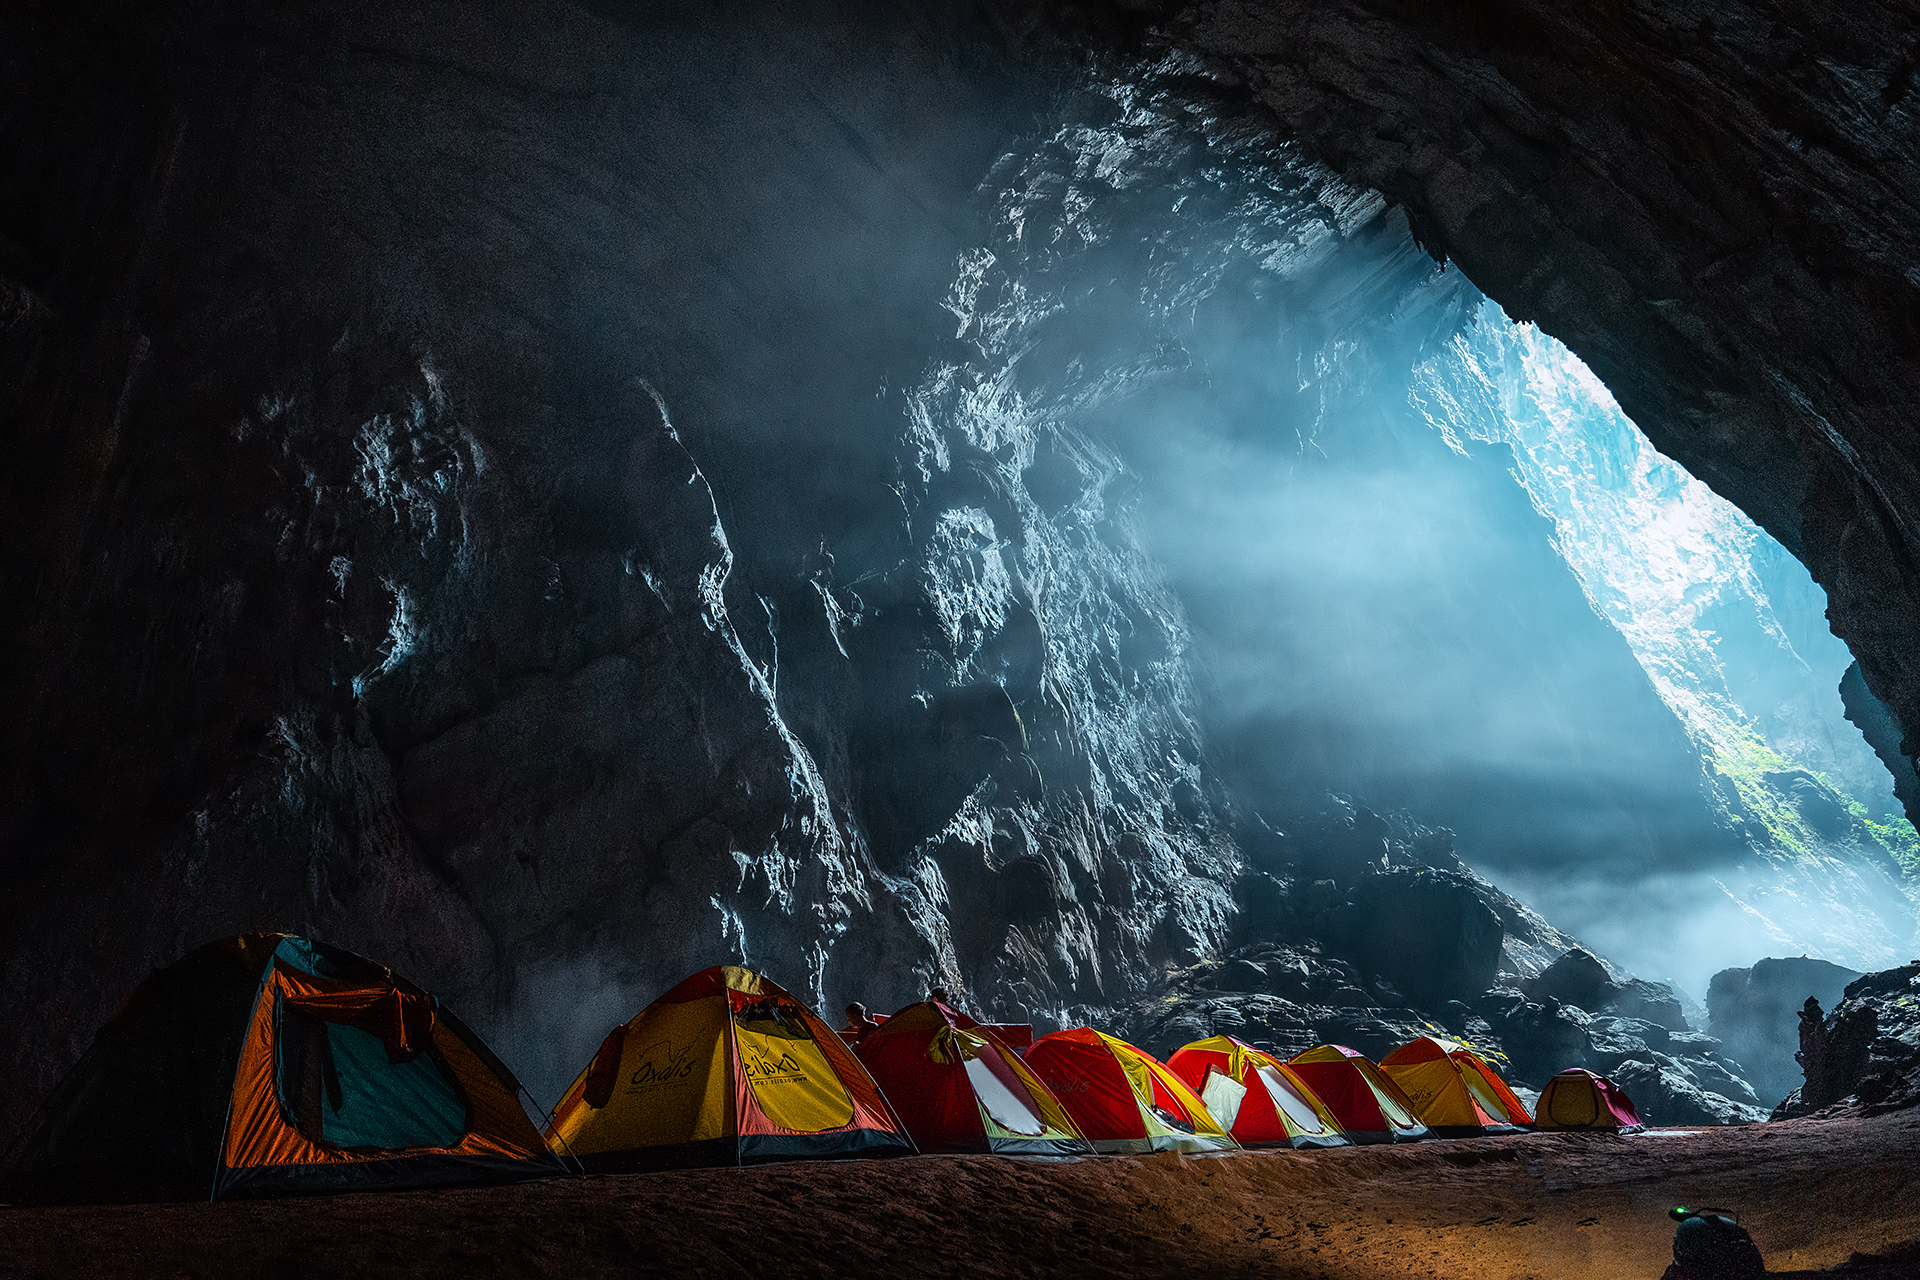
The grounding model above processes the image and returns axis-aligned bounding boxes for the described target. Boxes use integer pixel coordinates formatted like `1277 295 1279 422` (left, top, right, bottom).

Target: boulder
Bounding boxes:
1522 948 1615 1011
1480 996 1593 1088
1585 1015 1670 1061
1211 959 1271 993
1605 978 1690 1033
1329 867 1503 1007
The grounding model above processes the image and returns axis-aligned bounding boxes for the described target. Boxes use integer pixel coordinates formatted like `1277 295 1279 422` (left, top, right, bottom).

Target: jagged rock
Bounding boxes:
1783 960 1920 1116
1610 1056 1769 1128
1708 956 1864 1109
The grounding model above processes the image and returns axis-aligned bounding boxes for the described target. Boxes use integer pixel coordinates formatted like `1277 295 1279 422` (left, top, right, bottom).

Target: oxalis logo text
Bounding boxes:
629 1041 698 1089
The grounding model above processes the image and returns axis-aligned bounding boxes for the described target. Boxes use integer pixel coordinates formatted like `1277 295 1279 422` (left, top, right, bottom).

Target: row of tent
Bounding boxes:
0 934 1645 1203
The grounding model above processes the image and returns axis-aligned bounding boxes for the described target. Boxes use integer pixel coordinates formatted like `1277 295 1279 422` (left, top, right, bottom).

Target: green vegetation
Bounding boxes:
1709 720 1920 875
1709 724 1811 858
1866 816 1920 875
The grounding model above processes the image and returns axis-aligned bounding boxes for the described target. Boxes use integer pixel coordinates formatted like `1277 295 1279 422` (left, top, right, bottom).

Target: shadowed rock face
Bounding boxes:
3 0 1918 1139
1708 955 1862 1107
0 2 1247 1124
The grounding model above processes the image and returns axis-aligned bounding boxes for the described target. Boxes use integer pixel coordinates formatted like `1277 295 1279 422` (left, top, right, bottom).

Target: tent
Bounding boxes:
855 1002 1092 1156
1285 1044 1430 1144
545 966 913 1172
1165 1035 1350 1149
1024 1028 1239 1155
1535 1068 1643 1132
1379 1036 1532 1137
0 933 564 1203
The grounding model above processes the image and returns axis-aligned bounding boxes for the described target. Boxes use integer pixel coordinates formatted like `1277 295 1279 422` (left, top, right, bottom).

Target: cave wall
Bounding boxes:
0 1 1247 1121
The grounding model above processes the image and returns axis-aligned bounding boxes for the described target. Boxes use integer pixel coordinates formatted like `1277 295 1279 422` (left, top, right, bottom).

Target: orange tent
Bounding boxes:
546 966 913 1171
1379 1036 1532 1137
1285 1044 1429 1144
0 934 563 1203
856 1002 1092 1156
1165 1035 1350 1149
1025 1028 1238 1155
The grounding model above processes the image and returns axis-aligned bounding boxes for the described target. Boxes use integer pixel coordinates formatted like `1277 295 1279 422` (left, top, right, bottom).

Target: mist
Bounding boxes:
925 58 1918 1001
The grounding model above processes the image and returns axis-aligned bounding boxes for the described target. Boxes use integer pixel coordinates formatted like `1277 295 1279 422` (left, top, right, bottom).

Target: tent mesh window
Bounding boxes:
272 998 469 1150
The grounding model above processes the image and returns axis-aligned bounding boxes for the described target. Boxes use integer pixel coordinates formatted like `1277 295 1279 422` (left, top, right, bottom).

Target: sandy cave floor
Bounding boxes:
5 1111 1920 1278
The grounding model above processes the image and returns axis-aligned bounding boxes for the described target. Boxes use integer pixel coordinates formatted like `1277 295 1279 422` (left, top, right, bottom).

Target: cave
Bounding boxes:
4 0 1920 1217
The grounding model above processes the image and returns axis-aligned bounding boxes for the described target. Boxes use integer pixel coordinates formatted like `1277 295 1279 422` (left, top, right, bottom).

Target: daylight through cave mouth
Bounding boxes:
897 59 1918 999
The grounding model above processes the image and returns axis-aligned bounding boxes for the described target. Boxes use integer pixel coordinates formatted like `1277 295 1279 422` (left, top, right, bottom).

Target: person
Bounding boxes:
929 986 952 1008
842 1001 880 1038
1662 1206 1765 1279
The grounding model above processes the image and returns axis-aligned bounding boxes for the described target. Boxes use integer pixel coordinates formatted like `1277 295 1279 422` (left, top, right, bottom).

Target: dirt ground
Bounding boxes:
5 1111 1919 1278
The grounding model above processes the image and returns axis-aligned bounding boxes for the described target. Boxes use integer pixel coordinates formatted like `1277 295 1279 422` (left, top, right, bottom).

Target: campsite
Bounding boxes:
4 937 1919 1276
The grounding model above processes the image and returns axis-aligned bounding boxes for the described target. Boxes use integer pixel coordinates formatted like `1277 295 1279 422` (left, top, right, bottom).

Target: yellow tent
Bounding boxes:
545 966 913 1171
1379 1036 1532 1137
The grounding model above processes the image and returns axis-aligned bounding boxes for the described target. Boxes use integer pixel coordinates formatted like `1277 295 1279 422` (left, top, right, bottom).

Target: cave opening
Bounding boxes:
885 55 1919 1017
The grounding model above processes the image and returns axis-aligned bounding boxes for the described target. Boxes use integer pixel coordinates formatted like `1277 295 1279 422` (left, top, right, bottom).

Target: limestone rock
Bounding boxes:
1707 956 1864 1109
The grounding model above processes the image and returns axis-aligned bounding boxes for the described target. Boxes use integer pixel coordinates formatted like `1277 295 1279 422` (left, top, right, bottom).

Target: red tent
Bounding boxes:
1285 1044 1429 1144
1535 1068 1644 1132
1024 1028 1237 1155
855 1003 1091 1156
1165 1035 1350 1149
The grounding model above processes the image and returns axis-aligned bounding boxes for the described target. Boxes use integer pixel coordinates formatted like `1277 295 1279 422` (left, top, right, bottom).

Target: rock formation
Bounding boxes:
1126 819 1770 1126
1707 955 1863 1108
1775 960 1920 1118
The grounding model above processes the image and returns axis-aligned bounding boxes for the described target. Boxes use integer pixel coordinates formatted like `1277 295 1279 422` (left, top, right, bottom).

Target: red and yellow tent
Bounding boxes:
1165 1035 1349 1149
0 934 563 1203
546 966 912 1171
1535 1068 1643 1132
1285 1044 1429 1144
1025 1028 1238 1155
1379 1036 1532 1137
856 1002 1092 1156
